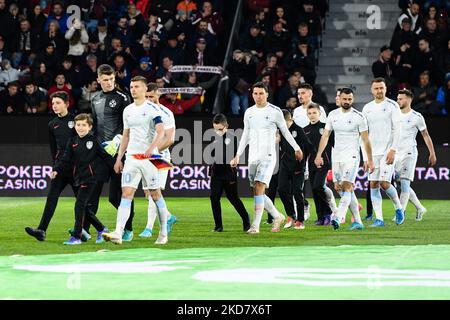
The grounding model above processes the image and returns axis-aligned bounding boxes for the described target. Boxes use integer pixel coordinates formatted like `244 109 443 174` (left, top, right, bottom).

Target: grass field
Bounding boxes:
1 197 450 299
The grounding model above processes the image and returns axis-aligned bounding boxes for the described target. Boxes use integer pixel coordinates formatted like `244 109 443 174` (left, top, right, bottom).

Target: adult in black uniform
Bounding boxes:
210 114 250 232
278 109 311 230
52 113 114 244
89 64 135 241
25 91 78 241
303 103 334 224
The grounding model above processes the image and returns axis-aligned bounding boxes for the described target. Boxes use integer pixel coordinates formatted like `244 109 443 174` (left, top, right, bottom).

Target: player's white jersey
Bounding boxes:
325 108 368 162
123 101 162 155
237 103 300 163
398 110 427 157
153 102 175 159
293 104 327 128
362 98 402 156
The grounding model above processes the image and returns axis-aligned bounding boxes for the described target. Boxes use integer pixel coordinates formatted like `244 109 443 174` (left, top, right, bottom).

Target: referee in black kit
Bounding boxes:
209 114 250 232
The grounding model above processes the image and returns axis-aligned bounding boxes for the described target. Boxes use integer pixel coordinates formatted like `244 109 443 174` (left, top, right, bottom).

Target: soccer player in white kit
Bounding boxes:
362 78 405 227
138 83 177 238
314 87 374 230
230 82 303 234
102 76 169 245
395 89 437 221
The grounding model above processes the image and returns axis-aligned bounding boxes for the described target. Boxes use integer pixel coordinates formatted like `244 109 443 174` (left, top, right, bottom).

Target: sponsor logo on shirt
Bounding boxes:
109 99 117 108
68 121 74 129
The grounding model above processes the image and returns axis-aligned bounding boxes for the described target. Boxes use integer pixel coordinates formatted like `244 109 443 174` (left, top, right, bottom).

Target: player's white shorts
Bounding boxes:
332 158 359 184
248 159 276 187
395 152 417 181
122 157 159 190
369 154 395 182
142 169 169 190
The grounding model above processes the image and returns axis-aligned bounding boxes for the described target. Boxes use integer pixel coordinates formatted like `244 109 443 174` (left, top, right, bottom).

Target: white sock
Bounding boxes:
399 179 411 211
155 197 169 237
384 185 402 210
253 195 265 227
336 191 351 221
325 185 338 212
146 197 157 230
408 187 424 210
349 192 362 224
115 198 132 234
264 195 280 218
371 187 383 221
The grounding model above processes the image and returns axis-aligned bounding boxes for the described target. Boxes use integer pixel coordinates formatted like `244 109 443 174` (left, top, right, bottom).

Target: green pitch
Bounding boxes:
1 197 450 299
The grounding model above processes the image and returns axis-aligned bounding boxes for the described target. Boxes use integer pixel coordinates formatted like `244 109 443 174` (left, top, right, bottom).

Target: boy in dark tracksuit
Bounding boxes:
52 113 114 245
303 103 334 224
278 109 311 230
25 91 78 241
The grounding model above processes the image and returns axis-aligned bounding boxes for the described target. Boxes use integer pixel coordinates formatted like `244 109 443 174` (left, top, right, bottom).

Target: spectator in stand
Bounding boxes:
150 0 178 28
436 73 449 115
155 76 166 89
44 1 70 34
246 0 270 14
3 3 21 46
419 18 446 50
174 71 219 113
284 38 317 84
40 21 67 58
391 17 418 54
0 1 7 43
412 70 441 114
172 10 193 38
177 0 198 19
397 1 423 34
47 73 75 111
285 95 298 113
270 5 291 32
226 50 256 115
65 19 89 66
23 81 47 114
297 0 322 37
0 38 12 65
78 79 99 113
439 38 450 74
256 71 275 103
132 34 157 66
160 91 201 115
372 45 397 96
247 9 269 36
0 59 29 91
192 1 224 36
394 40 415 87
414 37 440 83
11 19 40 69
238 24 265 60
108 37 136 67
126 3 147 41
159 31 185 65
0 81 25 115
143 13 168 57
276 73 300 107
132 56 156 82
185 37 215 67
156 56 176 84
256 53 285 93
191 19 218 50
291 22 319 54
89 19 112 59
85 34 107 65
423 4 448 34
115 16 134 49
264 21 291 60
33 62 53 92
29 4 47 37
79 54 99 87
112 53 131 91
59 56 81 99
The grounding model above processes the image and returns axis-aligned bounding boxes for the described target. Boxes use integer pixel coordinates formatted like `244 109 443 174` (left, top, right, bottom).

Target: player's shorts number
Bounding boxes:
123 173 132 184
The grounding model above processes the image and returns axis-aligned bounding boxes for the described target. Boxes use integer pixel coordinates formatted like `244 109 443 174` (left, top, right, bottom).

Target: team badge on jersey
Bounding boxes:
319 128 324 135
68 121 74 128
224 137 231 145
109 99 117 108
292 131 297 138
86 141 93 149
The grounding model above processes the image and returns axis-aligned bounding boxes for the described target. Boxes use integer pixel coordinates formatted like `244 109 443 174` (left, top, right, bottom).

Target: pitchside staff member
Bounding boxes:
210 114 251 232
89 64 135 241
278 109 311 230
25 91 78 241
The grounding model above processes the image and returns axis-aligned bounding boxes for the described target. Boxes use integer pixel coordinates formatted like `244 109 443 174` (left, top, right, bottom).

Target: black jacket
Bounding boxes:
210 132 239 181
55 133 114 186
303 121 333 170
279 122 311 172
91 88 130 142
48 113 77 165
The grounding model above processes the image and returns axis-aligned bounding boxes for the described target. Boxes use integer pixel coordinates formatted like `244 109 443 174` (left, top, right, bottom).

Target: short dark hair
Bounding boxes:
213 113 228 125
281 109 292 120
252 81 269 93
130 76 148 85
50 91 69 103
147 83 159 92
298 83 313 91
340 87 354 95
74 113 94 126
372 77 386 85
398 89 414 99
97 64 114 76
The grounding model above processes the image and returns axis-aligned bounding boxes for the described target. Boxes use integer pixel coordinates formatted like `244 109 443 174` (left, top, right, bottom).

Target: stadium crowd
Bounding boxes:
0 0 225 115
373 0 449 115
